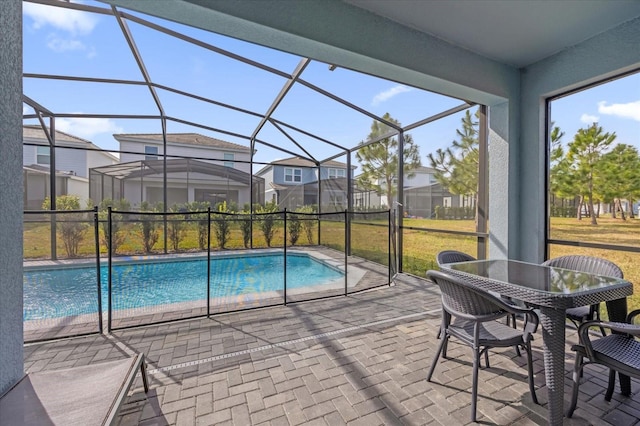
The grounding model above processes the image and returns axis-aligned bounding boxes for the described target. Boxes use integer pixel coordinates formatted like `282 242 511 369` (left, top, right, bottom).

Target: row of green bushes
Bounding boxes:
40 196 318 257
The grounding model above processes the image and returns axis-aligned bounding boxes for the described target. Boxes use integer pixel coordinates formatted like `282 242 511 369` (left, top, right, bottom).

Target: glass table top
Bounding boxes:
442 259 631 295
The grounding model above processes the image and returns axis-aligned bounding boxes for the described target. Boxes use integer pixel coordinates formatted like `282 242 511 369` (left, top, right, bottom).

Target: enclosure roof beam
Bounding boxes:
22 95 53 117
269 119 348 152
35 113 54 147
24 73 148 87
112 5 166 117
167 117 252 141
297 78 400 131
24 73 267 120
346 103 466 152
269 120 318 165
153 83 265 118
53 113 162 120
26 0 112 15
120 10 291 80
402 101 474 132
321 150 351 164
254 138 314 163
250 58 310 147
349 128 400 153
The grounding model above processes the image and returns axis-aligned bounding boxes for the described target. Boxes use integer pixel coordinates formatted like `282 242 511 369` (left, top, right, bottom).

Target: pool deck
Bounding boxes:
23 273 640 425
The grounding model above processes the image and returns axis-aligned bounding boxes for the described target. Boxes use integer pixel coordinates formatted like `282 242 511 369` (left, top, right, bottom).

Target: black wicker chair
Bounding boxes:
436 250 520 355
436 251 477 340
567 309 640 418
542 255 623 335
436 250 476 267
426 270 539 422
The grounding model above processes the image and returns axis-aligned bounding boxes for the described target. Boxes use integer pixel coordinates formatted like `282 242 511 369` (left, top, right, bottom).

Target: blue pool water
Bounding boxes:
23 254 343 320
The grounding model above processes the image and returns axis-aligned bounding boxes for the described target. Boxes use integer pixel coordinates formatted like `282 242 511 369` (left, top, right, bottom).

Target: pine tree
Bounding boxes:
427 109 480 216
355 113 420 208
565 124 616 225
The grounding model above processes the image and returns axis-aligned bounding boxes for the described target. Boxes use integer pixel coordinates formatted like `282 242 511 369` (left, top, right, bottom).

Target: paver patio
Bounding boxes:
23 273 640 425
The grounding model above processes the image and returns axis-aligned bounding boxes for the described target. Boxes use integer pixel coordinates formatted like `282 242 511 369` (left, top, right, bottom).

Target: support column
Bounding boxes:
397 131 405 272
0 0 24 395
488 101 510 259
477 105 488 259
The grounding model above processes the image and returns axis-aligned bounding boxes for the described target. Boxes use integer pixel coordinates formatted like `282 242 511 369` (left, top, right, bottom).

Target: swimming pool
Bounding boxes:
23 253 344 321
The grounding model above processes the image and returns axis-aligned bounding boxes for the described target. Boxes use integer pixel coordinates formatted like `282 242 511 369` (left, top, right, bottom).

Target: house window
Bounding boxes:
328 168 346 179
145 145 158 161
284 168 302 182
36 146 50 165
330 194 344 206
224 153 234 168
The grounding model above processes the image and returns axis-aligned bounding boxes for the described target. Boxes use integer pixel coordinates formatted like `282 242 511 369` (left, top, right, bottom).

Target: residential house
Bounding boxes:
256 157 353 211
403 167 473 218
354 166 466 218
22 125 118 209
90 133 264 208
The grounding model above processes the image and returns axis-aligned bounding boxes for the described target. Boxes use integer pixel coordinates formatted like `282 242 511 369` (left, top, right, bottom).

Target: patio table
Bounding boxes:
440 259 633 426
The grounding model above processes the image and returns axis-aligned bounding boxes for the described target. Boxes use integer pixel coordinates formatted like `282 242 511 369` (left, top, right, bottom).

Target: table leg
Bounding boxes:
539 307 566 426
605 298 631 396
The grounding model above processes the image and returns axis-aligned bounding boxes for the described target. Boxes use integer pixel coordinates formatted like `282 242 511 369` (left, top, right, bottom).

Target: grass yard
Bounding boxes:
23 215 640 310
401 216 640 310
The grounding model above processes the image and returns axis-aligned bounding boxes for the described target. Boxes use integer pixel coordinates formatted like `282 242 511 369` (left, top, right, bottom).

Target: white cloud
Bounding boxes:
46 34 86 53
372 85 412 106
598 100 640 122
580 113 599 124
55 117 123 139
23 2 97 35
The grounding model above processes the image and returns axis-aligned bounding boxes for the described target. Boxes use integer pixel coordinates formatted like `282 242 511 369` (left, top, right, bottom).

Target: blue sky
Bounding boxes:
22 1 640 170
550 74 640 149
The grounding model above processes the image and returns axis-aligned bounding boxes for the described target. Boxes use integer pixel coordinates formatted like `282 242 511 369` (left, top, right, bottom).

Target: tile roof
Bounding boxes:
23 125 93 145
113 133 251 151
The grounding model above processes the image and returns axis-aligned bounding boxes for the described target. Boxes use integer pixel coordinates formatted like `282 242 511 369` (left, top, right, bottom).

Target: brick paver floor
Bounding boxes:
23 273 640 425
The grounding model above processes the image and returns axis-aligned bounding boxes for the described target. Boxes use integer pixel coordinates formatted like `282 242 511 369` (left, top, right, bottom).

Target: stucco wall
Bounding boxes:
0 0 24 395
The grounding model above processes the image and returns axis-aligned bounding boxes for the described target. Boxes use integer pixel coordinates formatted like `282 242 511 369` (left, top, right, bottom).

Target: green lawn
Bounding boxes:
24 215 640 310
401 216 640 310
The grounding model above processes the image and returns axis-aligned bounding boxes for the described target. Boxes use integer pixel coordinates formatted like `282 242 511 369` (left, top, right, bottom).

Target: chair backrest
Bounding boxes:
436 250 476 266
542 255 623 278
427 270 504 318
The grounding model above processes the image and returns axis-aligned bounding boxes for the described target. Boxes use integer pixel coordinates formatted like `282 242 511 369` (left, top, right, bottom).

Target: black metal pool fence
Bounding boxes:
23 208 394 342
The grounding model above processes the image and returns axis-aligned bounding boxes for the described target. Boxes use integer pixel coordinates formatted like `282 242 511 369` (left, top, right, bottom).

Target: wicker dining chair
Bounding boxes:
436 251 477 340
426 270 539 422
567 309 640 417
436 250 476 267
542 255 623 335
436 250 520 355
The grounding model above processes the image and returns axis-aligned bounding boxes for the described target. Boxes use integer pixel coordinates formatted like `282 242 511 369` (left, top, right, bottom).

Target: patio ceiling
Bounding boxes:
344 0 640 68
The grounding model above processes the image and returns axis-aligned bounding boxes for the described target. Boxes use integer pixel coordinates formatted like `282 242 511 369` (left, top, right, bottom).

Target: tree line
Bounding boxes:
355 109 480 217
356 109 637 227
550 122 640 224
